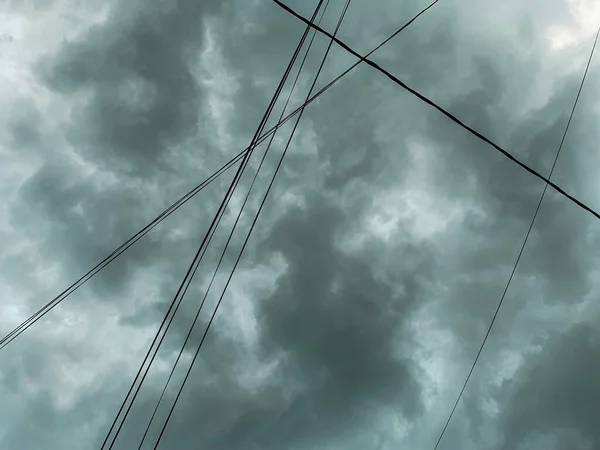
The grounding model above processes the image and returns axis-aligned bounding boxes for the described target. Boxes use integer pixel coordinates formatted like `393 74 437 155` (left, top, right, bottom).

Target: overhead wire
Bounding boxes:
272 0 600 223
0 156 241 351
432 26 600 450
149 0 353 448
134 1 334 447
0 0 441 353
6 2 595 448
7 1 596 449
99 2 326 448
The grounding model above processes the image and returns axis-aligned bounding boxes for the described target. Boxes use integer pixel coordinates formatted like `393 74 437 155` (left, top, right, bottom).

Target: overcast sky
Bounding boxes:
1 0 600 448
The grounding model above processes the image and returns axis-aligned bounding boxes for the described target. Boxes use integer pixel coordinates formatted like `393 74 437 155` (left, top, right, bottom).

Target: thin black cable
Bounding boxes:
0 156 242 351
135 1 333 447
105 191 228 450
0 0 440 352
110 5 327 445
150 1 352 448
432 26 600 450
273 0 600 223
105 44 311 450
100 3 324 448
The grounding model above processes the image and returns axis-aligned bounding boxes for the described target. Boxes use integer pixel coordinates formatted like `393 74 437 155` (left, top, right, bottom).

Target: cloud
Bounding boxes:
500 323 600 449
35 0 225 175
1 0 600 449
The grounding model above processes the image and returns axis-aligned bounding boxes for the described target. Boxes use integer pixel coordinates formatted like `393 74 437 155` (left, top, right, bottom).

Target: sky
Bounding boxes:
1 0 600 448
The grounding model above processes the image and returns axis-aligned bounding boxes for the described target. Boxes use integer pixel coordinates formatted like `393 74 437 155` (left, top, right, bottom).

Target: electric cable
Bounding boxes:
432 26 600 450
135 1 333 447
99 2 325 447
273 0 600 223
149 1 353 448
0 0 441 353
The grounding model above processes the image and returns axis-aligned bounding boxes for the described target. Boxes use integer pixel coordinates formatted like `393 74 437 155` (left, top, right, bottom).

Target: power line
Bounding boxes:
149 1 353 448
432 26 600 450
0 0 441 353
99 2 326 448
0 156 241 352
135 0 333 447
272 0 600 223
7 1 594 448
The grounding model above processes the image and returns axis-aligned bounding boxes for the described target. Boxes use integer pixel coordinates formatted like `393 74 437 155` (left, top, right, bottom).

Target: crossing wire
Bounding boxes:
0 0 441 354
148 1 353 448
135 0 334 447
99 2 326 448
432 26 600 450
279 2 600 447
272 0 600 223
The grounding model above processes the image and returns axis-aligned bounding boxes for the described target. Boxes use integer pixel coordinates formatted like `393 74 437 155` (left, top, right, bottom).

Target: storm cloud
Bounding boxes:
1 0 600 449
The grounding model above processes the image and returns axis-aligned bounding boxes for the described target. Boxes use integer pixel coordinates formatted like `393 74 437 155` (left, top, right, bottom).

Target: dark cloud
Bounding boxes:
7 100 45 153
37 0 224 175
501 323 600 449
3 0 244 301
257 198 426 410
2 0 600 449
8 161 155 297
118 194 432 450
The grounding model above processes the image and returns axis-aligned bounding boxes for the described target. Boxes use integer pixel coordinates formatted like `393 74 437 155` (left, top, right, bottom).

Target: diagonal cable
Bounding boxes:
134 1 333 447
100 2 326 448
0 157 240 351
149 1 353 448
432 26 600 450
272 0 600 223
0 0 441 353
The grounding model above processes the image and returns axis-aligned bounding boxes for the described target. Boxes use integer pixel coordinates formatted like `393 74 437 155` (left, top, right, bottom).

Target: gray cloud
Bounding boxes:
500 323 600 449
37 0 223 175
2 0 600 449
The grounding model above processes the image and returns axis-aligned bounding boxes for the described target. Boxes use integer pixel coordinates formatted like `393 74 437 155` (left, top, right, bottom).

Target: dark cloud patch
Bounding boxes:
37 0 224 175
120 193 432 450
204 197 428 448
2 0 600 449
258 199 424 410
323 132 383 191
500 323 600 450
8 162 167 298
1 379 118 450
8 108 44 154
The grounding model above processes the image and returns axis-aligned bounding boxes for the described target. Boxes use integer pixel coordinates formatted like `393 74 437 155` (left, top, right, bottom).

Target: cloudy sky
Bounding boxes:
1 0 600 448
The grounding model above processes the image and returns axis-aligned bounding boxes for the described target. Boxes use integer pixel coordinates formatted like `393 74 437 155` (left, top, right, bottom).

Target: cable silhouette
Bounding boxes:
135 0 334 447
432 26 600 450
273 0 600 223
5 2 596 449
99 2 326 448
149 1 353 448
0 156 241 351
0 0 441 353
